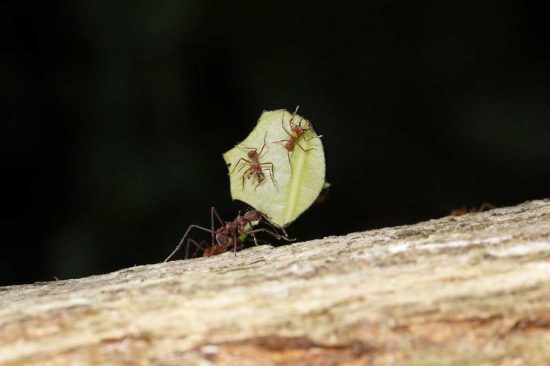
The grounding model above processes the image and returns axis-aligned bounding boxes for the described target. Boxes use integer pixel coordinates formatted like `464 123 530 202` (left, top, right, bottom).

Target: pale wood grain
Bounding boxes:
1 199 549 365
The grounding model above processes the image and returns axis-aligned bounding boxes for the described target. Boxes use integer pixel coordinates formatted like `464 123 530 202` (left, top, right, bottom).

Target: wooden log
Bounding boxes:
1 199 549 365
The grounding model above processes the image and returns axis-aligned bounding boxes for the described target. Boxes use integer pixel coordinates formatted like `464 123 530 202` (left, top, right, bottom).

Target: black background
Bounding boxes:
3 1 549 285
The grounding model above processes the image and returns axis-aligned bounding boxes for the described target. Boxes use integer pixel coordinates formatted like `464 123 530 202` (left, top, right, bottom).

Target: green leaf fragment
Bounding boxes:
223 109 326 227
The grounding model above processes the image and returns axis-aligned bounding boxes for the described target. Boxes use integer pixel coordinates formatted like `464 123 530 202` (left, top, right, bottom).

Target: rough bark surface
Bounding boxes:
1 199 550 365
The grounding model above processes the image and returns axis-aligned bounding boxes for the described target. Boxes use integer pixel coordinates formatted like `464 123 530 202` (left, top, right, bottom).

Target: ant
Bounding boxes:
164 207 293 261
273 106 320 169
230 132 276 190
450 203 496 216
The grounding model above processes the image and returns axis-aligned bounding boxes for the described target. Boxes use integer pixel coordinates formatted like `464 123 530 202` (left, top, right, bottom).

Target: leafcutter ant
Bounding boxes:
449 203 496 216
164 207 293 261
230 132 276 190
273 106 321 169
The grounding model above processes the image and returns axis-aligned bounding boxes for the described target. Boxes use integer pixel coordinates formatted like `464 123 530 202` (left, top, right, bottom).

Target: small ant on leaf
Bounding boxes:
164 207 293 261
273 106 321 169
230 132 276 190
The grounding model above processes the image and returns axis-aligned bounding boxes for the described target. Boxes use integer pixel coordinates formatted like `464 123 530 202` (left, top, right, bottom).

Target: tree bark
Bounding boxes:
1 199 549 365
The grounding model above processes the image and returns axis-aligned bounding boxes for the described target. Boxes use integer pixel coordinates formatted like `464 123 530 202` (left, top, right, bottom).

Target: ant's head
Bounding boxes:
247 150 256 158
292 118 311 133
243 210 262 222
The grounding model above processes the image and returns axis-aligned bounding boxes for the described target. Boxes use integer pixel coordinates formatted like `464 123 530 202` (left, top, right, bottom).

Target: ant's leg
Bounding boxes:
304 134 323 142
210 207 215 245
249 231 259 246
295 140 314 152
286 151 292 171
253 173 266 190
258 131 267 156
250 213 293 240
241 167 251 190
211 207 225 226
260 216 290 238
230 158 250 175
269 221 292 238
288 105 300 125
233 231 238 256
277 225 290 238
271 139 292 164
236 143 259 153
280 115 292 137
237 160 252 173
210 207 225 246
186 239 207 259
164 224 213 262
248 228 296 241
193 240 209 258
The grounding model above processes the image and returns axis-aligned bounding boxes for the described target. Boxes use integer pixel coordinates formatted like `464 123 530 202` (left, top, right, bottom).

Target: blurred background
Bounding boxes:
2 1 549 285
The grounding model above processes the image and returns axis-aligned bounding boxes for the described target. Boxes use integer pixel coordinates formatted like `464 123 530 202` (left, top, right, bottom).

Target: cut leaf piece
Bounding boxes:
223 109 325 227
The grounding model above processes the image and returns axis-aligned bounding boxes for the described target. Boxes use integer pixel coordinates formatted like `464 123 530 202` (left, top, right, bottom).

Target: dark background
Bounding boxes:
2 1 549 286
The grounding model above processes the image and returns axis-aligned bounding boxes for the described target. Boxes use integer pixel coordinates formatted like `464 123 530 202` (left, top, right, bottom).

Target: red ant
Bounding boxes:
230 132 276 190
450 203 496 216
273 106 320 169
164 207 293 261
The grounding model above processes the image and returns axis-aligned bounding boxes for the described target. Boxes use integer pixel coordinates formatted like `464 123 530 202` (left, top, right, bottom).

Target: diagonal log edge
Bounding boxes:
0 199 549 365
